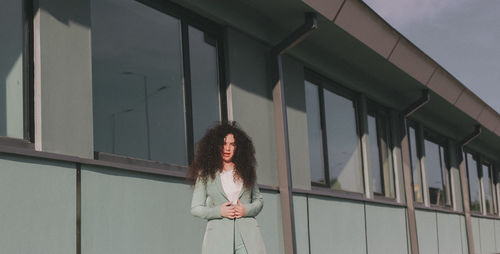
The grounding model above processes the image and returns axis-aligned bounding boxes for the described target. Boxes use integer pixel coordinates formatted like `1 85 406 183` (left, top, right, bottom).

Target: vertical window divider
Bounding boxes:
358 94 371 198
495 164 500 217
23 0 35 142
417 124 431 207
317 85 330 187
477 155 487 215
181 20 194 164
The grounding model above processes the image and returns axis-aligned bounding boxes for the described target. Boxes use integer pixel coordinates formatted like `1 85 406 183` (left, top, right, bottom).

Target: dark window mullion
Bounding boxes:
318 86 330 187
23 0 34 142
181 20 194 164
216 33 228 122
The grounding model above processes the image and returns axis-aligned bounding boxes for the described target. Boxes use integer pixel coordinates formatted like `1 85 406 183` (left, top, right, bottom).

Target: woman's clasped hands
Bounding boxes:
220 200 246 219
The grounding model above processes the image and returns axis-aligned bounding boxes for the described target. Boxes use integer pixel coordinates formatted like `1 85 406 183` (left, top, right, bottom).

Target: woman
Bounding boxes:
188 121 267 254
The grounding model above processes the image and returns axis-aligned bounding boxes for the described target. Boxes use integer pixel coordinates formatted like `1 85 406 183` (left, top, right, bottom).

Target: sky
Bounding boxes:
363 0 500 113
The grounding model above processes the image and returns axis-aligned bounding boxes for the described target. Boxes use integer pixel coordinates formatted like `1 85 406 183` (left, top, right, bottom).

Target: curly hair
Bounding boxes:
187 121 256 189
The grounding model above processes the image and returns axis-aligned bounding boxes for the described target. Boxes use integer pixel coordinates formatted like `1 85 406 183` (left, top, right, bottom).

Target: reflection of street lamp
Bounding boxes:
121 71 151 160
111 108 133 154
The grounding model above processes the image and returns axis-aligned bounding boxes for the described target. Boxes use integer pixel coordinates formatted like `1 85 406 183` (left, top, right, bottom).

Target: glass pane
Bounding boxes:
409 127 423 202
368 115 383 194
466 153 481 212
91 0 188 165
304 81 325 184
323 89 363 193
189 26 220 146
0 0 24 138
424 139 445 206
482 164 493 214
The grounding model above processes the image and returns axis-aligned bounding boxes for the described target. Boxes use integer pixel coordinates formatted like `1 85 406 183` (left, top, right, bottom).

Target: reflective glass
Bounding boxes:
424 139 446 206
304 81 325 184
91 0 187 165
409 127 423 202
189 26 220 145
466 153 481 212
482 163 494 214
369 113 394 198
0 0 24 138
323 89 363 193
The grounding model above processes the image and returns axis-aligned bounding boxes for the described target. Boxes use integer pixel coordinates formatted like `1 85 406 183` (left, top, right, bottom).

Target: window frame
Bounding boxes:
366 101 396 199
305 70 364 195
0 0 34 147
92 0 228 170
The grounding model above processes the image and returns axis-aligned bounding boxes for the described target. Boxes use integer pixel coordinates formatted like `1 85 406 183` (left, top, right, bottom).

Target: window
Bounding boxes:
91 0 224 167
0 0 30 140
408 125 423 203
481 162 496 215
465 152 481 212
409 123 453 207
367 105 395 198
422 134 450 207
305 74 363 193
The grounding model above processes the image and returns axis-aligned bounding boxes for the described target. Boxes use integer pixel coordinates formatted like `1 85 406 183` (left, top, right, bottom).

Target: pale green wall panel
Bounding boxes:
479 218 496 254
256 191 284 254
37 0 94 158
459 216 469 254
436 213 463 254
0 154 76 254
282 55 311 190
308 196 366 254
471 217 481 254
226 28 278 187
365 204 408 254
495 220 500 252
292 194 310 254
415 210 438 254
81 165 205 254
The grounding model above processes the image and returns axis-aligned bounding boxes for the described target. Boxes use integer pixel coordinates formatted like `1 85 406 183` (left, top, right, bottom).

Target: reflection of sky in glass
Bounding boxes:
189 26 220 145
466 153 481 211
91 0 187 165
0 0 23 138
304 81 325 184
409 127 423 202
368 115 382 194
424 139 445 205
323 90 363 193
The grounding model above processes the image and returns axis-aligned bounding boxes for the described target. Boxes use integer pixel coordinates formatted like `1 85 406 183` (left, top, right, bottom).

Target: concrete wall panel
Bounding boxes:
308 196 366 254
426 68 464 105
454 90 485 120
415 210 438 254
479 218 496 254
365 204 408 254
301 0 344 20
471 217 481 254
334 0 399 58
436 213 464 254
477 106 500 132
0 154 76 254
388 39 436 85
36 0 93 158
226 28 278 186
292 194 310 254
283 55 311 190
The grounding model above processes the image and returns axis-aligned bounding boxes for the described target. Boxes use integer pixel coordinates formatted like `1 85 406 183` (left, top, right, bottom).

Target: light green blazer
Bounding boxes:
191 171 266 254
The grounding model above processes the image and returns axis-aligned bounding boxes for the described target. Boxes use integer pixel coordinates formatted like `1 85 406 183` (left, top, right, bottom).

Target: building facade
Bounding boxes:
1 0 500 253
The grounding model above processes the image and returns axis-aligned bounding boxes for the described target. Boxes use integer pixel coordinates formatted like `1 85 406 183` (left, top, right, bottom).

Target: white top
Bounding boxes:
220 169 243 205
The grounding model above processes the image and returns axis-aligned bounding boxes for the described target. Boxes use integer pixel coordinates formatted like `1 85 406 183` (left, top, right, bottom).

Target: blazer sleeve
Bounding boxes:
244 183 264 217
190 177 222 220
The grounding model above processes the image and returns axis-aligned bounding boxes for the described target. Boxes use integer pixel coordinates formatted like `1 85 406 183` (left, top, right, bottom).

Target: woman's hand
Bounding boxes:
234 200 246 218
220 202 236 219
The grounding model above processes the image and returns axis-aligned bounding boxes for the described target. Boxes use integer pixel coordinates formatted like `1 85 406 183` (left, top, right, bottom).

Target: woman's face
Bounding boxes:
222 133 236 162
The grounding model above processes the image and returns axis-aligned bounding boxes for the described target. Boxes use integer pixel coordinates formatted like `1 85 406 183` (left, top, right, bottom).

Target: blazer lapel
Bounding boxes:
216 171 230 202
